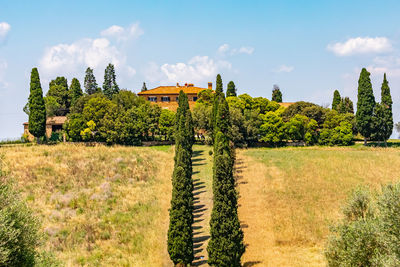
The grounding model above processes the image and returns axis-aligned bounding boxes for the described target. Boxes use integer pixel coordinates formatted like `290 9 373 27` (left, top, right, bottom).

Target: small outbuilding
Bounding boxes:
23 116 67 141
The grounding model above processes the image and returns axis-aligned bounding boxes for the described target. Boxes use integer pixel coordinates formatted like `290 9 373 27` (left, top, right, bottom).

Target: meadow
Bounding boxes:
2 143 400 266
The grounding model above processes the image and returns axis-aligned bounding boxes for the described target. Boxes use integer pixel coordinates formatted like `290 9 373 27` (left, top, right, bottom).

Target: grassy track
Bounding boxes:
237 146 400 266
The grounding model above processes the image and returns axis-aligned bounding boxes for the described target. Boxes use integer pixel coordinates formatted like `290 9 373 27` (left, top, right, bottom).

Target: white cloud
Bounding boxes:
101 23 143 42
275 64 294 73
0 22 11 42
327 37 392 56
0 59 8 89
39 23 142 87
218 44 254 55
145 56 231 84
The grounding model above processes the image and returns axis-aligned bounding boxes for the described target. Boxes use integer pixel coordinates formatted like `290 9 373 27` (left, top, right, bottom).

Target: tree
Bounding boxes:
226 81 237 97
84 67 98 95
47 76 70 115
141 82 147 92
356 68 375 145
168 90 194 266
28 68 46 142
259 111 286 146
338 97 354 114
332 90 341 111
272 84 282 102
372 73 393 146
69 78 83 106
216 74 223 94
159 109 175 141
103 63 119 99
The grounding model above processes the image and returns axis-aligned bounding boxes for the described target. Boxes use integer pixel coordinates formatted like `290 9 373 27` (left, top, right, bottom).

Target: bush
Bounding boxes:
325 184 400 266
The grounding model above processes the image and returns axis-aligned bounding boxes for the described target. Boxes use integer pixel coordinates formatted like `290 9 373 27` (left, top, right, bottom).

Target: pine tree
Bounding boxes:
141 82 147 92
28 68 46 142
226 81 237 97
84 67 98 95
168 90 194 266
332 90 341 111
47 76 70 115
272 84 282 102
356 68 375 145
372 73 393 146
103 63 119 99
69 78 83 106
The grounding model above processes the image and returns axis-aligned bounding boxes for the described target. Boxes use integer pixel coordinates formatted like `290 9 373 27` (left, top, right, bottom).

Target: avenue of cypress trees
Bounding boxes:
226 81 237 97
84 67 98 95
168 90 194 266
207 88 245 266
103 63 120 99
28 68 46 143
372 73 393 146
356 68 375 145
332 90 341 111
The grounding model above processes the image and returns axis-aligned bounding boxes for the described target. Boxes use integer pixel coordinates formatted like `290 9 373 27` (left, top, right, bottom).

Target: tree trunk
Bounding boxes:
364 137 367 146
384 139 388 147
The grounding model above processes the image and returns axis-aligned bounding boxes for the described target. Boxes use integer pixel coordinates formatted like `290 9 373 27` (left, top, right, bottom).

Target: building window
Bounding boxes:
193 96 198 101
161 96 170 102
148 96 157 102
176 97 179 102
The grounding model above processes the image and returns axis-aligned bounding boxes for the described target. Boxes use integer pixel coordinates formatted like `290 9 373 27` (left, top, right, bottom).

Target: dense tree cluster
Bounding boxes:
167 91 194 266
207 76 245 266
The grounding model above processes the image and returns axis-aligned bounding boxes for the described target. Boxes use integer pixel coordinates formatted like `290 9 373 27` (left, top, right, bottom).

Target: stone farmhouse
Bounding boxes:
23 116 67 141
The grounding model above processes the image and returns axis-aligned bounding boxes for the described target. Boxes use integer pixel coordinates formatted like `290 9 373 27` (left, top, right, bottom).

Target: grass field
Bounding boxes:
237 146 400 266
2 143 400 266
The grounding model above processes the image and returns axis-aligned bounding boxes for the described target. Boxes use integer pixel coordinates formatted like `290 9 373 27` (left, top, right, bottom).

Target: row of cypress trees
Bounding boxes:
207 74 245 266
167 91 195 266
356 68 393 146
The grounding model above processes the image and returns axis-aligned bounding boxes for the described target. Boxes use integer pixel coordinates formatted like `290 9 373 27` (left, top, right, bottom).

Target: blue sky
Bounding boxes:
1 0 400 139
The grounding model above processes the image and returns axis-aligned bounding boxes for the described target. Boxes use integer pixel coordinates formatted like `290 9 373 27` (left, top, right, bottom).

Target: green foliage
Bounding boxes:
282 101 327 126
259 111 286 146
238 94 254 110
141 82 147 92
285 114 309 142
304 119 319 145
69 78 83 106
356 68 375 142
372 74 393 144
272 84 282 102
47 76 70 115
64 113 85 141
332 90 341 111
103 63 119 99
44 96 60 117
215 94 231 136
226 81 237 97
28 68 46 139
192 102 212 135
197 89 214 104
84 67 98 95
337 97 354 114
325 184 400 266
80 120 96 141
319 111 354 146
216 74 223 94
159 109 175 141
0 180 40 266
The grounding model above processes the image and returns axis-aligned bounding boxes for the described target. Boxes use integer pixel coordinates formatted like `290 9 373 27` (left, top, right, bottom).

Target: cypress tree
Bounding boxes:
372 73 393 146
208 93 244 266
226 81 237 97
141 82 147 92
272 84 282 103
332 90 341 111
356 68 375 145
211 74 224 139
103 63 119 99
216 74 223 94
69 78 83 107
28 68 46 142
84 67 98 95
168 90 194 266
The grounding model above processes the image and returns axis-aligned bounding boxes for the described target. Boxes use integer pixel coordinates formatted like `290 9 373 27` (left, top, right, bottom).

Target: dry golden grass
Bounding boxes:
237 146 400 267
1 144 174 266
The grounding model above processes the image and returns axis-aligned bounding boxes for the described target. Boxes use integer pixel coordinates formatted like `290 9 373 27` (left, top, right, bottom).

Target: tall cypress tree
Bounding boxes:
168 90 194 266
28 68 46 142
47 76 70 115
69 78 83 106
208 94 244 266
103 63 119 99
226 81 237 97
272 84 282 103
216 74 223 94
211 74 224 140
141 82 147 92
356 68 375 145
332 90 341 111
84 67 98 95
372 73 393 146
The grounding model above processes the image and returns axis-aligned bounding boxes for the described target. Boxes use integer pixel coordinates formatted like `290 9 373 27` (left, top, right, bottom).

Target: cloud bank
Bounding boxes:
0 22 11 43
327 37 392 56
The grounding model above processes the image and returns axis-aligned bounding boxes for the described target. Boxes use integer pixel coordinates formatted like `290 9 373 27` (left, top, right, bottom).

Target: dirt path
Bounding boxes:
191 146 213 266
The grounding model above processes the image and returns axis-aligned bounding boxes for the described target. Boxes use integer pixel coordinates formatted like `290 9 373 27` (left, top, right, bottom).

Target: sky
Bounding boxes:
1 0 400 139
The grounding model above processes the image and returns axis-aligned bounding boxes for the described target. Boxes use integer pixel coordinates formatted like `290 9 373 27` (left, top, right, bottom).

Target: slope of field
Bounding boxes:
237 146 400 267
1 144 175 266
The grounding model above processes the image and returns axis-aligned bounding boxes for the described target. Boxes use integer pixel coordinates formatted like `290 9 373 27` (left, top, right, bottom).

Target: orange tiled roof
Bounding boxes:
278 102 295 108
138 85 207 95
23 116 67 125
